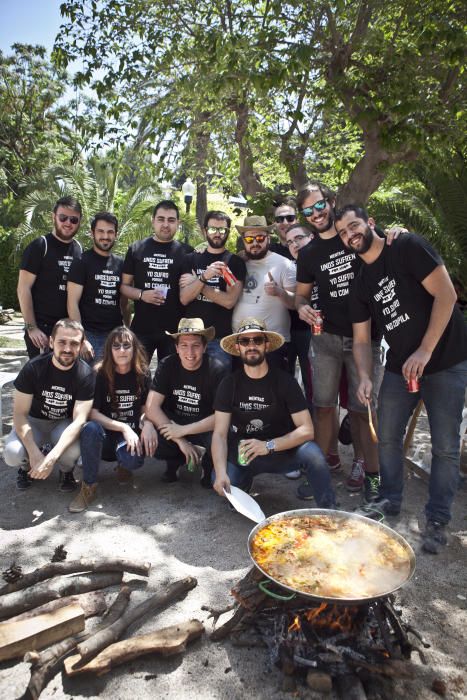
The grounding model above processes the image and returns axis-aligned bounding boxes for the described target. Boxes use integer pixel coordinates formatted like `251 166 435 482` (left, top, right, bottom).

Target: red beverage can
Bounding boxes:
221 266 237 287
407 377 419 393
312 310 323 335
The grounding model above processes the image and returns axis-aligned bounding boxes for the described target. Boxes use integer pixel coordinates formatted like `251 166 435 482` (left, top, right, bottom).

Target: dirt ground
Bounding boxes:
0 338 466 700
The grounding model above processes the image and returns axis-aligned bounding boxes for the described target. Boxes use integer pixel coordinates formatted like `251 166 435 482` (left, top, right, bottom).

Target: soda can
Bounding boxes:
187 457 195 472
221 266 238 287
407 377 419 393
238 440 248 466
312 310 323 335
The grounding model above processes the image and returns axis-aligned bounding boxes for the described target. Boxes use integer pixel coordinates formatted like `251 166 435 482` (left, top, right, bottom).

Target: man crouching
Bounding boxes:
212 317 336 507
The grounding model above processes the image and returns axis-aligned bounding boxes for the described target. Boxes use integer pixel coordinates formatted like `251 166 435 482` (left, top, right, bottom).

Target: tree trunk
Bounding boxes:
280 138 308 191
234 101 266 197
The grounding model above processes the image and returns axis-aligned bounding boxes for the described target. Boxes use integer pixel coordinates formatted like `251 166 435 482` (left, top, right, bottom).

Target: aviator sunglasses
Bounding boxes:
237 336 266 347
242 234 267 244
57 213 80 224
275 214 296 223
112 342 133 351
300 198 328 217
206 226 229 235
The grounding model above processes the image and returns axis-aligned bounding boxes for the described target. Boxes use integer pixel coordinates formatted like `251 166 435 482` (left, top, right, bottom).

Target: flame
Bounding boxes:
288 603 361 635
289 615 301 632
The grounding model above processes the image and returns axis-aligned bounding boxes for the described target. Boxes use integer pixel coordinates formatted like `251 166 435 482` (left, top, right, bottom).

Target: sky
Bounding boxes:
0 0 64 54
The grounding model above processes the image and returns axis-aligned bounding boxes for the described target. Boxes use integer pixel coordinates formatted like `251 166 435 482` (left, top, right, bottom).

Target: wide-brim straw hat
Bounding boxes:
235 215 275 235
220 317 284 356
166 318 215 341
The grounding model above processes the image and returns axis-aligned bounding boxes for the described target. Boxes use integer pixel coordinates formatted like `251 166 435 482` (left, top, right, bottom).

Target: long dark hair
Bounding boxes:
97 327 149 410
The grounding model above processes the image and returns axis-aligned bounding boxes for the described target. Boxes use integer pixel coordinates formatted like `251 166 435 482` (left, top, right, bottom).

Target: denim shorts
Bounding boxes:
310 331 384 412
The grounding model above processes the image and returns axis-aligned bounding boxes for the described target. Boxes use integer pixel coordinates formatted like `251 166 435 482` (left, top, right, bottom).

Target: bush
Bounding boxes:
0 228 19 309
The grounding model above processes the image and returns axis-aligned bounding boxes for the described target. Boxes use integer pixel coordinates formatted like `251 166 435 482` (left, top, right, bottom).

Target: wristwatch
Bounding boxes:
265 439 275 455
24 323 36 331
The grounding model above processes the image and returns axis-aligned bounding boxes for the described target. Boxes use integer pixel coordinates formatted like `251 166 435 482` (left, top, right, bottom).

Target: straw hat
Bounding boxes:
166 318 215 341
235 215 275 235
220 317 284 356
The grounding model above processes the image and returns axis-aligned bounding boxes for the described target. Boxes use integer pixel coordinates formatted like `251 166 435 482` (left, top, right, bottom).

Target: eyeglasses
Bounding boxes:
275 214 296 223
112 342 133 351
57 213 80 224
286 234 309 247
237 336 266 347
242 234 267 244
206 226 229 235
300 199 328 217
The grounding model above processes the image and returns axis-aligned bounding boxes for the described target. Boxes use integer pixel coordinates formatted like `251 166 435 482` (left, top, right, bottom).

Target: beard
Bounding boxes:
94 239 115 252
206 233 227 249
54 352 76 368
242 350 266 366
347 225 373 254
310 207 334 234
246 247 268 260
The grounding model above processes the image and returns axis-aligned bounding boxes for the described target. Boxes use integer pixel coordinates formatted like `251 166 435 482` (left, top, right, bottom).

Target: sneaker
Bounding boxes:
58 470 79 493
68 482 98 513
116 464 133 485
421 520 448 554
161 466 179 483
285 470 301 479
296 481 314 501
326 453 341 471
17 468 32 490
357 497 400 520
363 474 380 503
346 459 365 492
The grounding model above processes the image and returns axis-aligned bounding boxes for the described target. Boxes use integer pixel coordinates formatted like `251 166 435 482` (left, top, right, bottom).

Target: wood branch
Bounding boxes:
72 576 197 667
201 604 235 626
0 572 123 620
21 587 131 700
0 604 84 662
0 558 150 596
8 591 106 623
209 606 248 641
64 619 204 676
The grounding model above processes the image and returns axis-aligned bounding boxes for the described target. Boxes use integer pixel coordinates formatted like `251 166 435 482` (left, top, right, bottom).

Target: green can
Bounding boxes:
187 457 195 472
238 440 248 466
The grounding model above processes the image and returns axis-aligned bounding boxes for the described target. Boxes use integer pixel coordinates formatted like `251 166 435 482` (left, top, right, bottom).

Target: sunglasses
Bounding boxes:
300 199 328 217
112 342 133 351
275 214 296 223
57 213 80 224
206 226 229 235
237 335 266 347
242 234 267 244
286 234 309 247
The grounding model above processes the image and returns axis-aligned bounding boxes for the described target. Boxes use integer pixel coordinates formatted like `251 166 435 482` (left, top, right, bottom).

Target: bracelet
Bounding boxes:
24 323 37 331
199 274 208 284
138 289 144 301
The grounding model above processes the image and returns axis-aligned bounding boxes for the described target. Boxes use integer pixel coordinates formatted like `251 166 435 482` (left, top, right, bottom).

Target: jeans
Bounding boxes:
155 430 213 473
80 421 145 484
131 329 174 364
377 360 467 524
24 322 54 359
288 328 313 407
4 417 79 471
227 441 336 508
85 330 109 363
207 339 232 372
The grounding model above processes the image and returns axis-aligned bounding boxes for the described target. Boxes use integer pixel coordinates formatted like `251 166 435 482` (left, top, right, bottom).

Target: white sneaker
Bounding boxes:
285 470 301 480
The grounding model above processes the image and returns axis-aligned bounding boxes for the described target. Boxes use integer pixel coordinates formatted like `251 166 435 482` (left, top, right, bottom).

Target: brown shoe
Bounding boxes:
116 464 133 485
68 482 98 513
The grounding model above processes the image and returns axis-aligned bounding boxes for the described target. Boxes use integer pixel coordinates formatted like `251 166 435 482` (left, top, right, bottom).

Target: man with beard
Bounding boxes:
269 198 296 259
335 206 467 553
179 210 246 371
67 212 129 363
232 216 296 370
3 319 94 491
18 196 83 358
211 318 336 507
121 200 193 363
295 182 383 501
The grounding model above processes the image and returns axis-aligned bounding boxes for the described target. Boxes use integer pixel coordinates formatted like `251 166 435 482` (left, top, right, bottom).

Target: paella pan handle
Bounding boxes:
258 579 296 601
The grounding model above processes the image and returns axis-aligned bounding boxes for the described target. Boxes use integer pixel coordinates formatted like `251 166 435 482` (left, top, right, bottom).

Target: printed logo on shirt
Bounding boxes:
374 276 410 332
58 255 74 291
245 418 264 434
41 385 72 419
321 249 355 299
173 384 201 415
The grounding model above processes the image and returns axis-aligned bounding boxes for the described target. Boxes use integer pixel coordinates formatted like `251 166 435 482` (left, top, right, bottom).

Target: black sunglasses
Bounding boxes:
275 214 296 223
300 199 328 217
57 213 80 224
237 335 266 347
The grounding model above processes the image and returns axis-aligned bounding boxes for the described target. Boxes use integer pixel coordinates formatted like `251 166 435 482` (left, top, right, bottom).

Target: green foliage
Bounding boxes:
0 228 19 308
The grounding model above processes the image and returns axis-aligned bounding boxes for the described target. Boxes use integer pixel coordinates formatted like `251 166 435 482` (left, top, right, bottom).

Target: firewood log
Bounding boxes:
64 619 204 676
7 591 106 623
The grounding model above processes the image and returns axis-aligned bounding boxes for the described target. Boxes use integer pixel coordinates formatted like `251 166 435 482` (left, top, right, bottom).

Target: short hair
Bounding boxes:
203 210 231 229
50 318 84 341
273 196 297 212
152 200 180 219
296 181 336 210
53 196 82 216
175 334 208 347
285 222 314 237
90 211 119 233
334 205 370 224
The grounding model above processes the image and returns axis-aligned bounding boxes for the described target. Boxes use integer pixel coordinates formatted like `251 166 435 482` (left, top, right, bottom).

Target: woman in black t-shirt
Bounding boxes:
69 327 157 512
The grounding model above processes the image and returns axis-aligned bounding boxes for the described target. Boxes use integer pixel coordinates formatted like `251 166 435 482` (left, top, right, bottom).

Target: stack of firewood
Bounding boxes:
0 547 204 699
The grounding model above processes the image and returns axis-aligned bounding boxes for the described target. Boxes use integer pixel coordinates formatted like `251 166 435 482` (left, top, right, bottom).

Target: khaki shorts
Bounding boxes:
310 332 384 412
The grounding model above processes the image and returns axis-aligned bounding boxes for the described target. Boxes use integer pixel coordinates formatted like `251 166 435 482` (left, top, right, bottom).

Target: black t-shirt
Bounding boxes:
14 354 95 420
151 353 225 425
350 234 467 374
92 370 151 432
20 233 83 326
296 234 360 337
122 237 193 334
214 367 307 450
181 250 247 337
269 240 294 260
67 250 124 332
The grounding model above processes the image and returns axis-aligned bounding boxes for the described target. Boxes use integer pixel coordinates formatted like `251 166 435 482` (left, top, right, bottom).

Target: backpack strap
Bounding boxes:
41 235 47 257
